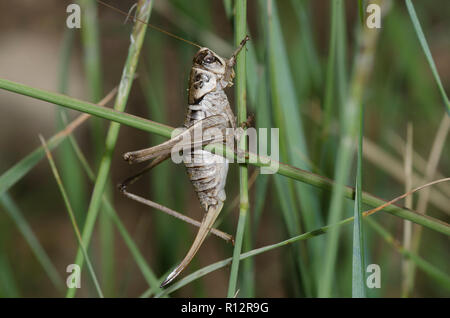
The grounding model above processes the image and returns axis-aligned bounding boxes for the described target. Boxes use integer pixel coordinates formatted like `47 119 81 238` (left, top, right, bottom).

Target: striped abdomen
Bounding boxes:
183 90 232 212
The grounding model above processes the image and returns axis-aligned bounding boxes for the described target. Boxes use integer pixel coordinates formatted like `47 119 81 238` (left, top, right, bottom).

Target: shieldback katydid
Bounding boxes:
97 0 251 287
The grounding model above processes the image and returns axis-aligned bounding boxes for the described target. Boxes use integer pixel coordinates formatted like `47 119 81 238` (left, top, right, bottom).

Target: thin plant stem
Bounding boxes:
366 218 450 290
319 0 388 297
386 130 450 198
66 0 153 298
227 0 248 298
405 0 450 115
0 87 117 197
402 123 413 297
79 0 104 155
56 27 87 225
153 177 450 296
0 75 448 236
64 133 162 294
39 136 104 298
352 105 366 298
79 0 114 296
406 114 450 295
0 194 64 292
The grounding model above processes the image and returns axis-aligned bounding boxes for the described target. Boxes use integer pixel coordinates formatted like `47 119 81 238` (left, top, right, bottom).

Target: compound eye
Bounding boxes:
204 55 217 64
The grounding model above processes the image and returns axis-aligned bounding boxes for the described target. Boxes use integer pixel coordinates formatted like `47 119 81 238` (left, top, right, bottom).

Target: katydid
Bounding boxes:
97 0 251 287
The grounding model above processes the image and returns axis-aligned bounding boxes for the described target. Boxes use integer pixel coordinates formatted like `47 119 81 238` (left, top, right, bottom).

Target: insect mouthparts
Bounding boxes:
117 183 127 193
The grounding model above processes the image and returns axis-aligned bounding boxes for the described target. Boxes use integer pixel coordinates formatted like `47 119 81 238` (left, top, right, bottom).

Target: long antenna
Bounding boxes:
96 0 202 49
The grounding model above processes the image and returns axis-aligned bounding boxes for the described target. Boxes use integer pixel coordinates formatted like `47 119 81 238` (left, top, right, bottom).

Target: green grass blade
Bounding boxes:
40 136 104 298
318 0 347 192
366 217 450 291
0 193 64 291
103 200 161 294
0 88 448 236
240 38 266 298
335 0 348 118
79 0 114 296
266 0 320 230
405 0 450 115
319 3 384 297
0 134 66 196
153 205 450 296
0 77 173 138
273 175 312 296
252 69 270 234
352 105 366 298
56 27 87 228
321 0 339 139
264 0 317 296
79 0 105 152
0 87 116 198
265 4 322 293
227 213 248 297
358 0 365 25
79 0 103 103
156 209 394 297
66 0 153 298
222 0 233 19
140 33 182 277
0 94 115 295
290 0 322 93
65 125 161 294
0 92 116 298
0 219 20 297
154 0 230 56
154 217 351 297
0 251 20 297
227 0 248 298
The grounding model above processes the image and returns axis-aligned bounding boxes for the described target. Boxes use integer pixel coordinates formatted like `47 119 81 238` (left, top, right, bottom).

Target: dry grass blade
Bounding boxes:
155 175 450 296
363 137 450 214
405 113 450 295
1 76 446 235
386 130 450 197
66 0 153 298
0 87 117 197
416 115 450 213
39 136 104 298
364 178 450 217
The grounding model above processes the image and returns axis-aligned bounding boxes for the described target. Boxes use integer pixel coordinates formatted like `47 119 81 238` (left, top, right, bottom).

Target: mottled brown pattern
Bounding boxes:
159 39 248 287
183 49 237 213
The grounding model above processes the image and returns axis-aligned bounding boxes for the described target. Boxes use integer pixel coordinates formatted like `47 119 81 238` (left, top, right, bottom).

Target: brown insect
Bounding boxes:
119 38 249 287
118 39 250 290
96 0 250 287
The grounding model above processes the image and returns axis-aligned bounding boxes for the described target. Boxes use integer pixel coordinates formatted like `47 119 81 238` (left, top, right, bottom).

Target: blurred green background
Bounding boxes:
0 0 448 297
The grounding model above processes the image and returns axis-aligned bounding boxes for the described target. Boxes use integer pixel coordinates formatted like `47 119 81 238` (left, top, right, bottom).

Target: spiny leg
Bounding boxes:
161 202 225 287
123 115 228 164
119 153 170 189
227 35 250 68
119 154 233 243
240 113 255 129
